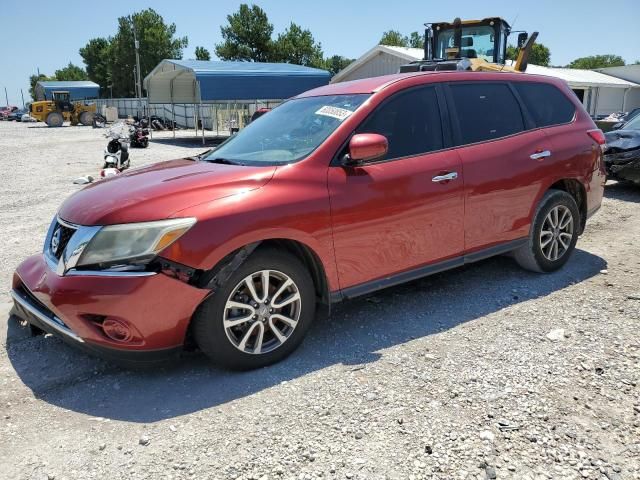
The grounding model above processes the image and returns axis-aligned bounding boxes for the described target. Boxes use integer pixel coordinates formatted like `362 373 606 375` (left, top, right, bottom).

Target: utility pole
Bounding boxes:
21 89 25 108
4 87 8 106
133 23 143 119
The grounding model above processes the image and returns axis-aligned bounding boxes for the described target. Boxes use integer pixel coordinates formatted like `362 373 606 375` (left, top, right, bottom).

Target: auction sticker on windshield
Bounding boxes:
315 106 353 121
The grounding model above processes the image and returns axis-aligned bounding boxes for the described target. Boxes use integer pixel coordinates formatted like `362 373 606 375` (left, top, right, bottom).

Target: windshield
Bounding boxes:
203 94 370 165
622 114 640 130
435 25 495 62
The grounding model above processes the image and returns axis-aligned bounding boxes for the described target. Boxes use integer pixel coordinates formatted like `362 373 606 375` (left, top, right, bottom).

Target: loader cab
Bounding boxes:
52 91 74 112
431 17 511 64
400 17 534 73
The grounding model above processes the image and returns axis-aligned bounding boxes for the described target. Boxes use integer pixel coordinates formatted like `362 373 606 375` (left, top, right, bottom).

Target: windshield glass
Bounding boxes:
622 114 640 130
435 25 495 62
203 94 370 165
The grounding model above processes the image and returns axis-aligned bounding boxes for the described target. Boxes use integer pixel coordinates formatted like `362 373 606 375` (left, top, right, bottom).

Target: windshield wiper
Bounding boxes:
204 157 244 165
185 149 213 161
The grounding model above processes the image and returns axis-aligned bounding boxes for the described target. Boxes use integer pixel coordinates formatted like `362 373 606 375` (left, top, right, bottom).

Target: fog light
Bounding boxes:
102 318 132 343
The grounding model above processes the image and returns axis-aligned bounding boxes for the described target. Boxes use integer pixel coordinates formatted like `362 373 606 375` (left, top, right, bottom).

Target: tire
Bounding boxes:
79 111 94 126
45 112 64 127
192 247 316 370
513 189 580 273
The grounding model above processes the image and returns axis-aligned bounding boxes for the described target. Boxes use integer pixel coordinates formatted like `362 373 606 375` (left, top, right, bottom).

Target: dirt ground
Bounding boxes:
0 120 638 480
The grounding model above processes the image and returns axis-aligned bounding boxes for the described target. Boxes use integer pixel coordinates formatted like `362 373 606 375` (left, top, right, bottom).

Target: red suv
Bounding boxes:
12 72 606 369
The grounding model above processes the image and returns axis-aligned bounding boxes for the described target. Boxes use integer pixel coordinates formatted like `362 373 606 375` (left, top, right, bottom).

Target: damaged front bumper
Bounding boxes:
604 129 640 184
603 150 640 184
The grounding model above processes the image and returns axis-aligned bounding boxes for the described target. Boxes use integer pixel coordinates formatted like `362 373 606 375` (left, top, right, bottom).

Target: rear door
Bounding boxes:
445 81 553 252
328 85 465 292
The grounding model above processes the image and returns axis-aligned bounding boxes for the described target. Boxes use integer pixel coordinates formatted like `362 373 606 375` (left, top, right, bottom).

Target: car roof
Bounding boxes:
297 71 565 98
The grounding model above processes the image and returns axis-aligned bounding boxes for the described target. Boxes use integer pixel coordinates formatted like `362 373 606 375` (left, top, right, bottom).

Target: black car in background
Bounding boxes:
604 113 640 185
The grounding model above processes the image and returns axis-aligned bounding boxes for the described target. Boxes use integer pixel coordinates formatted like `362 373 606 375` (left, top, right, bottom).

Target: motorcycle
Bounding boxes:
92 113 107 128
102 122 131 177
130 119 150 148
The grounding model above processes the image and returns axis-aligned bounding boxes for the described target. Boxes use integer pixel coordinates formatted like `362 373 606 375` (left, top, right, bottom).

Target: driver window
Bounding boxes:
356 86 443 161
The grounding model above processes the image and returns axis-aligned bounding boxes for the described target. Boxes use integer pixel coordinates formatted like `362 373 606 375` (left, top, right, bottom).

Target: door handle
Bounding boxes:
432 172 458 182
530 150 552 160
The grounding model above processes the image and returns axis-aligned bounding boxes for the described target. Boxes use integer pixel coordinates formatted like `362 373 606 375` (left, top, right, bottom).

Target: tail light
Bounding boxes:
587 129 606 145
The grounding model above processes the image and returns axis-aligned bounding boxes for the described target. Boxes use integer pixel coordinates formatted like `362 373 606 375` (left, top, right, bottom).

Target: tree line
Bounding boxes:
31 5 636 100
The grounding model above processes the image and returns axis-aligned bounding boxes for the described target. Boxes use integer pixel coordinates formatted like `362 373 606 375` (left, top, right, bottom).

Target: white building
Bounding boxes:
332 45 640 118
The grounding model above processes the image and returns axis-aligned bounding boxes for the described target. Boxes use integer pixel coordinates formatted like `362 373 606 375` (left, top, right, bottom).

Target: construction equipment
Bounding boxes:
29 91 96 127
400 17 538 74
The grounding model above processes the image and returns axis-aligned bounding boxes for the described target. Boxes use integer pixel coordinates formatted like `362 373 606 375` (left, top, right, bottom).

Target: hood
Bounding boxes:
59 159 276 225
604 129 640 155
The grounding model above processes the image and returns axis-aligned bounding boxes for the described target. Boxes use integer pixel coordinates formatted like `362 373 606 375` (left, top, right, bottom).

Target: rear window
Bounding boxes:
449 83 525 145
514 82 576 127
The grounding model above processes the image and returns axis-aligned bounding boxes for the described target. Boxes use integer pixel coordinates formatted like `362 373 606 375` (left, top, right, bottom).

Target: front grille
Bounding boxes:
50 220 76 259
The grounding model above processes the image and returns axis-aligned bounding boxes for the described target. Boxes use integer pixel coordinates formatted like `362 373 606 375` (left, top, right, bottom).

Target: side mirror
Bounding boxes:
517 32 528 48
344 133 388 165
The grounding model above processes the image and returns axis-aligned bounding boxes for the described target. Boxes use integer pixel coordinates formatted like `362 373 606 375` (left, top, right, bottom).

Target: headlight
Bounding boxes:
76 218 196 267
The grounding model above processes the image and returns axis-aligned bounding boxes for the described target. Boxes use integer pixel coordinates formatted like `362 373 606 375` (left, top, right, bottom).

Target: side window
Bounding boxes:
357 86 443 160
449 83 525 144
514 82 576 127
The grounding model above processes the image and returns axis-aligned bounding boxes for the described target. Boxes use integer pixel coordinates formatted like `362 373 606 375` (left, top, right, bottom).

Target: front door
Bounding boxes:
328 85 464 292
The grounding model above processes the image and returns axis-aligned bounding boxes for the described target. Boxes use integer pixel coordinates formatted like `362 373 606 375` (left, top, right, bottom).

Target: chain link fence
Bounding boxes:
93 98 282 135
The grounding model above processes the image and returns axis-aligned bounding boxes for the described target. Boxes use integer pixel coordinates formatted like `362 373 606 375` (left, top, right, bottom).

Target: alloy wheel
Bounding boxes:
223 270 302 354
539 205 574 261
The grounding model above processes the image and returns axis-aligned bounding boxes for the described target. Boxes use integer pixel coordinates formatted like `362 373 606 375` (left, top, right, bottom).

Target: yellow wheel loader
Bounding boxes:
400 17 538 73
29 91 96 127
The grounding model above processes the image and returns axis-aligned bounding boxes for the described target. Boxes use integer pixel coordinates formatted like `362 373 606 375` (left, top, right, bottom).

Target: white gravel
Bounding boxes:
1 120 639 480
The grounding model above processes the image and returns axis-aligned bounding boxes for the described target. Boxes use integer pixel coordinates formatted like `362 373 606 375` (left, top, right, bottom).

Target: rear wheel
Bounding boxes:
192 248 316 370
513 189 580 272
45 112 64 127
79 111 94 126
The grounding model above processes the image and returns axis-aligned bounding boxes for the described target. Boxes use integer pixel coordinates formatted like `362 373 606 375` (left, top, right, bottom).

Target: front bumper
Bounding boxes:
12 254 209 364
604 151 640 184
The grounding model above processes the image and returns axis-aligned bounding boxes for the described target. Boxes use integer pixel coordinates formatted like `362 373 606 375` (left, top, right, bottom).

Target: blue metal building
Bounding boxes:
35 81 100 101
143 60 330 104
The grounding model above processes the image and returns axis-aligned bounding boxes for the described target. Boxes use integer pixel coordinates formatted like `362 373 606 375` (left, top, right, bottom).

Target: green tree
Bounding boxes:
273 22 324 67
568 54 625 69
195 46 211 61
506 42 551 67
54 63 88 81
108 8 188 97
379 30 408 47
29 73 55 100
408 31 424 49
215 4 274 62
322 55 354 76
79 37 112 93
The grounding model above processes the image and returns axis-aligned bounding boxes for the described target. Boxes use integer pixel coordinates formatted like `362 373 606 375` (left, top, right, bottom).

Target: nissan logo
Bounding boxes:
51 228 62 255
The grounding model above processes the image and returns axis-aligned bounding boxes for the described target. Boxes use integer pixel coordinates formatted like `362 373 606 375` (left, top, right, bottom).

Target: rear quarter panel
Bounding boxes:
530 79 605 222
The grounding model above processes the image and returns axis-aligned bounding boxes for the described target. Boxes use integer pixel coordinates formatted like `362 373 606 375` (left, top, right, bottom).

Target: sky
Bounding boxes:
2 0 639 106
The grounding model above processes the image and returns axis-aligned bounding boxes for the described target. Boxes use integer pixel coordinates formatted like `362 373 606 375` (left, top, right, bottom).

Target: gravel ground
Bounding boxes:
0 120 639 480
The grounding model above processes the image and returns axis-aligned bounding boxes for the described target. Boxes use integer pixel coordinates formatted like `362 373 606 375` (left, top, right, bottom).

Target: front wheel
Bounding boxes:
45 112 64 127
79 111 94 126
192 248 316 370
513 189 580 273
